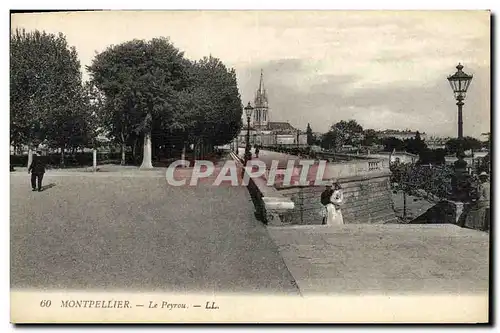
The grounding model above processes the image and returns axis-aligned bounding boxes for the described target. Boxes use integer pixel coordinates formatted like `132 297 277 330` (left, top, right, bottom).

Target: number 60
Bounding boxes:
40 300 51 307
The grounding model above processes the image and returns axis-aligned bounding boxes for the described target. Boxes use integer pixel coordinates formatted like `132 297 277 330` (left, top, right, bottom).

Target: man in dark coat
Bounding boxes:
28 152 46 192
321 182 334 206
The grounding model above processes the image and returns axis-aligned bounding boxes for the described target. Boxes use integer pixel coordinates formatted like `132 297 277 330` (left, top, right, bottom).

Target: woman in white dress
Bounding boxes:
320 180 344 225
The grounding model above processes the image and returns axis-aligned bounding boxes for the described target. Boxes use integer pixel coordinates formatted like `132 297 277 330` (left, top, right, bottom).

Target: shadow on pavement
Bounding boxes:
40 183 56 192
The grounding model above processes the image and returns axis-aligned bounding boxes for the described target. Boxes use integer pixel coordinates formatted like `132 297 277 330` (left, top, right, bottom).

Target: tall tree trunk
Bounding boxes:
27 145 33 168
121 143 126 166
93 148 97 172
132 137 138 162
193 141 198 160
140 131 153 169
403 191 407 219
200 139 204 159
181 141 187 167
199 138 203 159
60 146 65 167
120 132 126 166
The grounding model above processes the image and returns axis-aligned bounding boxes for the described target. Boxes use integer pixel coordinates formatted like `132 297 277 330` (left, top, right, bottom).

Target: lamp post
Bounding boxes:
447 63 473 153
447 63 473 201
296 129 300 148
244 102 253 164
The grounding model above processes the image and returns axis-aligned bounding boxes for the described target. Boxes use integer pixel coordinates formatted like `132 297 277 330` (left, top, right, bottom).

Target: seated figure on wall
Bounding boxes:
320 179 344 225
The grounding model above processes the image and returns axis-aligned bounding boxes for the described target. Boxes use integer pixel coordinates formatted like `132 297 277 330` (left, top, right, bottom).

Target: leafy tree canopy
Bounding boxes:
321 119 364 151
10 28 84 149
445 136 482 154
87 37 191 144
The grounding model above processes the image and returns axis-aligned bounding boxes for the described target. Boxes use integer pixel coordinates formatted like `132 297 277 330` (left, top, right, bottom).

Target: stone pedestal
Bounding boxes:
451 156 470 202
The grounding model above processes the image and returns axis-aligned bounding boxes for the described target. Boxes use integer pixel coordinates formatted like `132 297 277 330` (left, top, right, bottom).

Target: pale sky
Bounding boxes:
11 10 491 138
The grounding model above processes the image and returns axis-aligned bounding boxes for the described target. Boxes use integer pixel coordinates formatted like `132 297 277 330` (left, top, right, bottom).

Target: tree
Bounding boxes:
331 120 364 147
321 120 363 151
382 137 405 152
445 136 483 155
391 162 454 219
306 123 314 145
10 28 85 166
405 131 427 155
320 129 341 151
362 129 380 146
87 37 190 169
178 56 243 159
418 148 446 165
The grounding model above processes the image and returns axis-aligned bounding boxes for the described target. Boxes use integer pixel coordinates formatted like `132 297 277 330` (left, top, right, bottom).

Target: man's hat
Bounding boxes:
479 171 489 177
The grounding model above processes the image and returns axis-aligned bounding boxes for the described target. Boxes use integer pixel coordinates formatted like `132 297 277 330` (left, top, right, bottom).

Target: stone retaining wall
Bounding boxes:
276 171 398 225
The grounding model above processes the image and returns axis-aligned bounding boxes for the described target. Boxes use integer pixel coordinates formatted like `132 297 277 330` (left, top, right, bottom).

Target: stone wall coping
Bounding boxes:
252 176 294 206
262 197 295 211
317 152 385 162
248 174 295 225
275 170 392 190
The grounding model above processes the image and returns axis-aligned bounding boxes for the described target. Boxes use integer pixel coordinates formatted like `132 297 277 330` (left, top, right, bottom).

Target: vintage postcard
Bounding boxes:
9 10 490 323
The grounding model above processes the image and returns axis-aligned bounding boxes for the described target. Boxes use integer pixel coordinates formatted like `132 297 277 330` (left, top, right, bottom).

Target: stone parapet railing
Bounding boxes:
247 174 295 226
262 158 390 188
319 154 389 179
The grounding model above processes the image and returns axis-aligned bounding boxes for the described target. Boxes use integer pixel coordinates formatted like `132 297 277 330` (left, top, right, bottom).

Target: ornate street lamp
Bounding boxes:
244 102 254 164
447 63 473 148
447 63 473 201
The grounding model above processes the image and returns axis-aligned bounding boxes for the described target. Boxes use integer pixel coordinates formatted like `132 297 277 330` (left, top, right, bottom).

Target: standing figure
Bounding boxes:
463 171 490 231
320 179 344 225
28 152 46 192
255 145 260 158
476 172 490 231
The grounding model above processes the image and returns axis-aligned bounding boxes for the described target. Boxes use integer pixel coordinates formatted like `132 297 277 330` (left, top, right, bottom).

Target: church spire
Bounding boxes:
255 69 268 106
252 68 269 128
258 69 264 95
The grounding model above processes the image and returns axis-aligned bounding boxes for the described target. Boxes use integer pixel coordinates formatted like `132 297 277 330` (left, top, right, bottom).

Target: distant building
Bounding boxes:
367 151 419 164
376 129 428 141
426 136 450 150
236 70 307 147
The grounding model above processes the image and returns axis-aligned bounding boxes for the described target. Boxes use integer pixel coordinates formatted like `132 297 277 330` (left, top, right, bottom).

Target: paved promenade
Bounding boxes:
268 224 489 295
237 147 300 168
10 167 299 295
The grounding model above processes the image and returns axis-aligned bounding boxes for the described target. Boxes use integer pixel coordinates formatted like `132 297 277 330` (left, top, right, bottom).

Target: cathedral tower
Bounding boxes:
252 69 269 129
